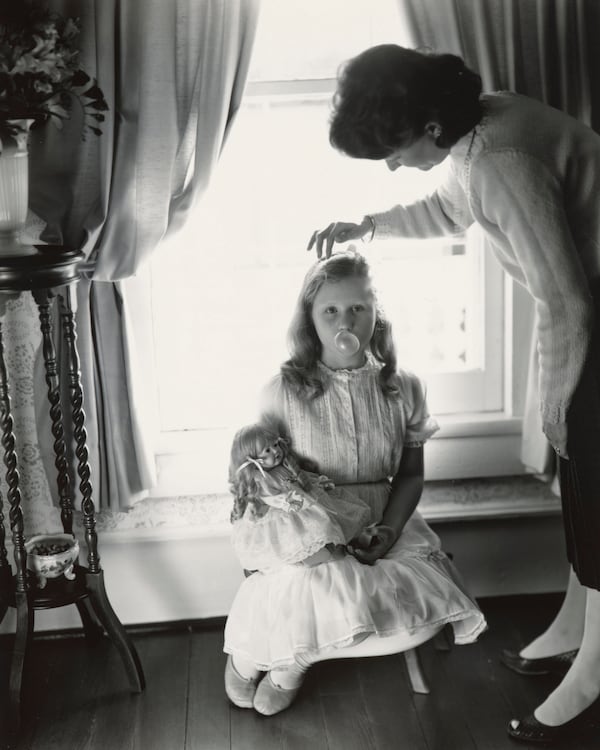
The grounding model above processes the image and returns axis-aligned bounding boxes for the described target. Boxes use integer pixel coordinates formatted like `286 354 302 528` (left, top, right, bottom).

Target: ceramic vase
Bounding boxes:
0 119 35 256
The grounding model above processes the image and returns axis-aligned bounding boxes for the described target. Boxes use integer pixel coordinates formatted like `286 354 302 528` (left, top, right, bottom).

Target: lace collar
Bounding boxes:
316 350 380 377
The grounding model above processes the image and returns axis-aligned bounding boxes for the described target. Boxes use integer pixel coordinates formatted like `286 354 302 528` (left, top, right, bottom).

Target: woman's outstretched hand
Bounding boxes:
347 524 396 565
307 218 372 259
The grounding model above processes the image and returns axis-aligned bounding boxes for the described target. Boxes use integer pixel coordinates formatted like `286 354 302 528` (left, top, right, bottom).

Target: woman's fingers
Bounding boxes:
307 222 362 259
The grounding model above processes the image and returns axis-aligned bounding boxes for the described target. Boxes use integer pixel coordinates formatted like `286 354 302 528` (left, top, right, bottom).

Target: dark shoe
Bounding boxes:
500 648 578 677
508 706 600 745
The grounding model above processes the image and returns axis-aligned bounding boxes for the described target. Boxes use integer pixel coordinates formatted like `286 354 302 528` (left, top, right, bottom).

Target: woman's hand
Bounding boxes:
347 524 396 565
543 421 569 459
307 218 372 259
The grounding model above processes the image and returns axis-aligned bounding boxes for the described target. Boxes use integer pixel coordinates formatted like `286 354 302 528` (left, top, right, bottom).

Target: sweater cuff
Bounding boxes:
540 399 568 425
369 211 397 240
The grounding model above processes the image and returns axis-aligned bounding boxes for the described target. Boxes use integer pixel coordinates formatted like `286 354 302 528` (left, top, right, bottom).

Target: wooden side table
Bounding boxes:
0 246 145 733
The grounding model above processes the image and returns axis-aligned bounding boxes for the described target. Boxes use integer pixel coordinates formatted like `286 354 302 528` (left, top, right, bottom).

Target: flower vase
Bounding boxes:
0 119 37 257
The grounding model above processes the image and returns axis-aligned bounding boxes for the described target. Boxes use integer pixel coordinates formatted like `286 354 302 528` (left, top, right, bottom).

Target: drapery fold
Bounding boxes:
396 0 600 474
28 0 260 509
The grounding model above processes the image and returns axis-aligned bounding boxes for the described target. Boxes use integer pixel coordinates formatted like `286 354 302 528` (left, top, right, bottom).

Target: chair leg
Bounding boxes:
403 647 430 694
433 623 453 652
85 569 145 692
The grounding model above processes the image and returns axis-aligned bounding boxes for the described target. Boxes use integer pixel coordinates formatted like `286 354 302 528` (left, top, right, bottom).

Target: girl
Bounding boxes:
308 44 600 744
223 249 486 716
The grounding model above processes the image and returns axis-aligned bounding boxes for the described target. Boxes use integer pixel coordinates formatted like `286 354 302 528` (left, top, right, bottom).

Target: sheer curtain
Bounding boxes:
396 0 599 474
27 0 260 509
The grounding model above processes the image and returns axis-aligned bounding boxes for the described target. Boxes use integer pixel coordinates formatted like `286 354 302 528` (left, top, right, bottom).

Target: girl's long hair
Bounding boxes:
228 422 288 523
281 250 400 399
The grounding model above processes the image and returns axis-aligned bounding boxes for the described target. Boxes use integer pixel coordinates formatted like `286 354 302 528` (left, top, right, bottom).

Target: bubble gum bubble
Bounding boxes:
334 330 360 355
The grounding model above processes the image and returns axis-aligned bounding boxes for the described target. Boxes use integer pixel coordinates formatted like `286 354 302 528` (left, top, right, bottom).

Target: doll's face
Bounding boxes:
257 440 284 469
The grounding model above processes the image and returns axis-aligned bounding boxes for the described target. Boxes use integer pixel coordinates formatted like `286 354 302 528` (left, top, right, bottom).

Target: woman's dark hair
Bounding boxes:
329 44 483 158
281 249 400 399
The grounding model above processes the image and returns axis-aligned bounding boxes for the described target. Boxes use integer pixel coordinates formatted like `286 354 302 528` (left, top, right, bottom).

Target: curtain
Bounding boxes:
396 0 600 474
28 0 260 509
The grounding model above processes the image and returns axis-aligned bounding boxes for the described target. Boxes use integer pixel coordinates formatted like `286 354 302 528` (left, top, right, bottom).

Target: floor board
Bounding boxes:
2 594 599 750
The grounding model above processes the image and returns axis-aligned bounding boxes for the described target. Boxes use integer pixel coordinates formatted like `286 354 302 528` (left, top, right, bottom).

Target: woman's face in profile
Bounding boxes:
385 128 449 171
310 276 376 368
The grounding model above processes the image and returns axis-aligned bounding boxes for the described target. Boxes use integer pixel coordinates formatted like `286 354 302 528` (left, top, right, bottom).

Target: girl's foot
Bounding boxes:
253 669 304 716
224 654 261 708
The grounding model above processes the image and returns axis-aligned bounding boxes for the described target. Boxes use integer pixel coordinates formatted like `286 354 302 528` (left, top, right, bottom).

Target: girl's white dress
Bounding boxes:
224 356 487 670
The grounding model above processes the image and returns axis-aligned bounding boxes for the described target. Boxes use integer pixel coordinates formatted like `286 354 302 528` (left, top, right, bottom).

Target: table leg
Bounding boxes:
85 569 145 692
8 591 34 732
58 286 100 573
76 597 105 642
33 288 75 536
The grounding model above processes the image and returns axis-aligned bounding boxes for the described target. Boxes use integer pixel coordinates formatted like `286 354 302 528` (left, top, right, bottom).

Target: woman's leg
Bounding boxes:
535 586 600 725
520 568 585 658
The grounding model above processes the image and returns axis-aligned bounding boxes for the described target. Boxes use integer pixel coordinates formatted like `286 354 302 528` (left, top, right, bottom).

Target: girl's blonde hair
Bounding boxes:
228 422 289 523
281 249 400 399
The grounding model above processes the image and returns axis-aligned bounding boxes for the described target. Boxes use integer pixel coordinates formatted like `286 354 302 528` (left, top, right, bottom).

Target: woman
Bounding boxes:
308 44 600 745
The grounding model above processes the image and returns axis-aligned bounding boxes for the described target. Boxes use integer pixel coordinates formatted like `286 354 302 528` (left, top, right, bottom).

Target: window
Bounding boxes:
135 0 526 496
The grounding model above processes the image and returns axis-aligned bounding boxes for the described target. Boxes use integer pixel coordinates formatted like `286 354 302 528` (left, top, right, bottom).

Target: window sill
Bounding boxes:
86 473 558 543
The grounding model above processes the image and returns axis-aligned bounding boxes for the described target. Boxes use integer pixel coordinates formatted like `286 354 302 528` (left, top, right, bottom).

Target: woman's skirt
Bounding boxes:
559 301 600 589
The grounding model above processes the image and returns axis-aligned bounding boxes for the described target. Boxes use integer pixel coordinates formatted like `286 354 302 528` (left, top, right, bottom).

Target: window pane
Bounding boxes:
151 96 495 432
248 0 411 82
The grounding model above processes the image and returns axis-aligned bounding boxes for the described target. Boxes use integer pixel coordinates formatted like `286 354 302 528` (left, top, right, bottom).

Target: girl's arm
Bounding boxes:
351 446 424 565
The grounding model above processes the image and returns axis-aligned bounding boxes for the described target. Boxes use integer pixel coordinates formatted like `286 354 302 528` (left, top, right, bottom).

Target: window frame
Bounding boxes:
125 80 533 498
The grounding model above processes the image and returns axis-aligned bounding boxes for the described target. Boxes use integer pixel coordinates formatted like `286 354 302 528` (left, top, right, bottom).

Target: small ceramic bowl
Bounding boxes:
25 533 80 589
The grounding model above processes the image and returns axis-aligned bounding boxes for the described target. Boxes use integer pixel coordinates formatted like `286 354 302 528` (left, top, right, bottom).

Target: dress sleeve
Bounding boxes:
370 163 474 239
258 374 287 431
401 371 440 447
470 150 594 424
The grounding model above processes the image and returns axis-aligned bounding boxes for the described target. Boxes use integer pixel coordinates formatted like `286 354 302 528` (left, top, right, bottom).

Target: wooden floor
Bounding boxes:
0 594 598 750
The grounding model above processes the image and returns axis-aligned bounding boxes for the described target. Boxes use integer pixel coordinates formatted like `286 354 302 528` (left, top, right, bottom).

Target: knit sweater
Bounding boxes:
371 92 600 425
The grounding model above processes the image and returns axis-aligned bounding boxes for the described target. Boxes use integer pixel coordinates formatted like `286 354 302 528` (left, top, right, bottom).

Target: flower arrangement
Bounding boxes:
0 1 108 150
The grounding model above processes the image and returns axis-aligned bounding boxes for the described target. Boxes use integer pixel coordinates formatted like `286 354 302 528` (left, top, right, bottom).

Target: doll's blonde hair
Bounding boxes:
228 422 289 523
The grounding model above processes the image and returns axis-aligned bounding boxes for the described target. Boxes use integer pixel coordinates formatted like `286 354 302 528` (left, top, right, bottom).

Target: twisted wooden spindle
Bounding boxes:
0 320 27 593
32 289 74 536
59 285 100 573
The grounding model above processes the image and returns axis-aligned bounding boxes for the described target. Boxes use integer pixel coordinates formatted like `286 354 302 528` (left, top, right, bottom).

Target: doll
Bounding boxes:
228 422 373 570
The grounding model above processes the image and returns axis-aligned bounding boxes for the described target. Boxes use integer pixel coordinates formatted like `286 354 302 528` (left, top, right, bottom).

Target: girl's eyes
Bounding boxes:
323 305 366 315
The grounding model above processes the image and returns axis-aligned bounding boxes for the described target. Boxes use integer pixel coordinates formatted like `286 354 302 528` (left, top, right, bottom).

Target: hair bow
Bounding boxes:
236 456 267 479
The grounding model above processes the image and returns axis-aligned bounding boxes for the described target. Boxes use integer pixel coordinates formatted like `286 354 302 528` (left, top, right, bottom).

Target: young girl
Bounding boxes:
223 249 486 717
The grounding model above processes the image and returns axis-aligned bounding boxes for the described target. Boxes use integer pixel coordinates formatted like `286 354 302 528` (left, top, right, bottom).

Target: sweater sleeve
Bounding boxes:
370 162 474 239
470 149 594 424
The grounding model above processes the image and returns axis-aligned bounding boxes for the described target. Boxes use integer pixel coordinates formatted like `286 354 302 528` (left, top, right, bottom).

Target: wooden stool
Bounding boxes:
242 567 452 695
0 246 145 734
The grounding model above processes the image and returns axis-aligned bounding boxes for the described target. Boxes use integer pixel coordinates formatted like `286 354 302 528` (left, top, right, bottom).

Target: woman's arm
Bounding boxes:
308 166 473 258
472 150 595 455
351 446 424 564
